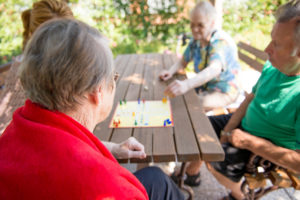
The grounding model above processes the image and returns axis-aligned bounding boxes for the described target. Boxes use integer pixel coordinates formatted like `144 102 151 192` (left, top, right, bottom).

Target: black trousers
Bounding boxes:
209 114 252 182
134 166 185 200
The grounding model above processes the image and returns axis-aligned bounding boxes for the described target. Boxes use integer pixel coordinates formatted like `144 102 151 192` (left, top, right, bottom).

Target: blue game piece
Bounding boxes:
166 119 171 124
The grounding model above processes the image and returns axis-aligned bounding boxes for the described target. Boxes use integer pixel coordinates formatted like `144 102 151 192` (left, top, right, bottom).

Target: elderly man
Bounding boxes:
178 1 300 199
159 1 240 112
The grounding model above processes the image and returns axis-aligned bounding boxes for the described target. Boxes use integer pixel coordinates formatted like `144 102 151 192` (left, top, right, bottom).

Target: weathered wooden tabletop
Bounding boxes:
93 53 224 163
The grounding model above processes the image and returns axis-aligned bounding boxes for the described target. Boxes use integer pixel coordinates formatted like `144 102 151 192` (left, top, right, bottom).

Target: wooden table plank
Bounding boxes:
169 55 224 161
110 54 147 163
94 55 131 141
131 54 154 163
152 53 176 162
183 90 224 161
166 54 200 162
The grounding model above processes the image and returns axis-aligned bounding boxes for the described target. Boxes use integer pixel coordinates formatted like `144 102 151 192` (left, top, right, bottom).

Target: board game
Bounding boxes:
109 99 173 128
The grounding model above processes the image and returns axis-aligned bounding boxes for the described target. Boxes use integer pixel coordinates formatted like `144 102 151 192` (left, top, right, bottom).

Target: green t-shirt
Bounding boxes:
242 61 300 150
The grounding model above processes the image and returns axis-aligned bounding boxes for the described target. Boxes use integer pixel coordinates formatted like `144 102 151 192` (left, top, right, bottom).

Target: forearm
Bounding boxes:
102 141 117 154
246 136 300 174
186 60 222 89
224 93 254 131
168 59 187 75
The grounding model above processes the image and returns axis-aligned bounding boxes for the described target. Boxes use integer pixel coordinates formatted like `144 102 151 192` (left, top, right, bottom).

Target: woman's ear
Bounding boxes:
88 85 102 106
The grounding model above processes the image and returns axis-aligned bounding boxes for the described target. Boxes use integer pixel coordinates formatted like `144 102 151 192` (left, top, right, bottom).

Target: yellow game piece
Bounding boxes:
132 112 135 117
162 97 167 103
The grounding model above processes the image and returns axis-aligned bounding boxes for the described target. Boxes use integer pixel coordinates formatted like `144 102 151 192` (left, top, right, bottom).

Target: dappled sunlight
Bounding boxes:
123 73 145 85
0 91 12 114
197 133 219 143
0 91 13 134
147 59 160 67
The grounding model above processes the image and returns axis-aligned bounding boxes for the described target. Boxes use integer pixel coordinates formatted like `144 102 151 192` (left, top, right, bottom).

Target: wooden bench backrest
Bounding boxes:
0 61 13 74
238 41 268 72
0 61 13 89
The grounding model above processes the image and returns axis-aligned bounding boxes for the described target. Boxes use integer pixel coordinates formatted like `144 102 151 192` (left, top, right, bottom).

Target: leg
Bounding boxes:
207 163 244 200
209 142 252 200
134 166 185 200
136 163 150 170
198 91 238 112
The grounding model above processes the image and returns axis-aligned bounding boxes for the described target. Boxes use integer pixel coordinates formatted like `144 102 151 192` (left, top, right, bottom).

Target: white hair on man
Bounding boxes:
275 0 300 56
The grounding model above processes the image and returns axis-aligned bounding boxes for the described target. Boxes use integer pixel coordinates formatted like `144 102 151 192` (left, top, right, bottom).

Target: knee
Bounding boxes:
139 166 166 182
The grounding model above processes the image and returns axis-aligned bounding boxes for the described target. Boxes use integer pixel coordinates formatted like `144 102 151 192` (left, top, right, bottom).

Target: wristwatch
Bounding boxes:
221 130 231 137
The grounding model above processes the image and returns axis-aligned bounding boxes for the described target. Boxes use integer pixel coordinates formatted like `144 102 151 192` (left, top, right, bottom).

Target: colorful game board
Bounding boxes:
109 99 173 128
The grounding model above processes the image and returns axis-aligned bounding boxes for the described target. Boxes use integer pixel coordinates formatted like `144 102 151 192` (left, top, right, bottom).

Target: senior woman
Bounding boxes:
0 19 184 200
0 0 73 133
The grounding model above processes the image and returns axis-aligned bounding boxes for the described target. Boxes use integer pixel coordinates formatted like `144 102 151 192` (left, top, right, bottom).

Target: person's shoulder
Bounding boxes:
211 30 237 49
261 60 274 72
213 30 234 41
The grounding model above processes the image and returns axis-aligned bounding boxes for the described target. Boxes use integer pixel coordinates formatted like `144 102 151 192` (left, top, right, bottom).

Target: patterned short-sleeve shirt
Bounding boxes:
183 30 240 95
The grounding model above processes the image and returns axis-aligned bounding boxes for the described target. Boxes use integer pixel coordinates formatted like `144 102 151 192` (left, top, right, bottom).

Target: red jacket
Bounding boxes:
0 100 148 200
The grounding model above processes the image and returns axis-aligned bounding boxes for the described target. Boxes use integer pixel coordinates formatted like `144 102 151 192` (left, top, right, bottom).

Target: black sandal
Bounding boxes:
222 193 245 200
222 193 235 200
170 172 201 187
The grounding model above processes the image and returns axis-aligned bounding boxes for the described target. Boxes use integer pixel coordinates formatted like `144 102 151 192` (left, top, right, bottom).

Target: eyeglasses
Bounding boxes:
114 72 119 82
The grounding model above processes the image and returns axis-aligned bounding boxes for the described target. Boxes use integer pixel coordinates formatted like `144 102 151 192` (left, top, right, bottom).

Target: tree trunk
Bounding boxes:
210 0 223 29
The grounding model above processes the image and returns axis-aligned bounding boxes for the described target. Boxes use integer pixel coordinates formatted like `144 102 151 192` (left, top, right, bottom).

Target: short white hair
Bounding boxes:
191 1 217 24
275 0 300 53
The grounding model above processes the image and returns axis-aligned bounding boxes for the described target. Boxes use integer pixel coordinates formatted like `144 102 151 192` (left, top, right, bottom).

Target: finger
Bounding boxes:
169 85 182 96
164 91 175 98
168 83 179 92
130 141 145 152
128 137 145 151
159 74 167 81
165 88 176 97
163 75 171 81
128 150 147 159
168 80 179 88
164 85 172 95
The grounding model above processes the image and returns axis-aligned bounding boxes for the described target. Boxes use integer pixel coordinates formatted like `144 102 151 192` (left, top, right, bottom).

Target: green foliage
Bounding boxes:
0 0 293 65
223 0 289 49
0 0 34 64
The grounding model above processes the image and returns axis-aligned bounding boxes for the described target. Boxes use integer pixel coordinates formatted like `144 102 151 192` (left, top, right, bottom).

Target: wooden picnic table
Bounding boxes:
94 53 224 164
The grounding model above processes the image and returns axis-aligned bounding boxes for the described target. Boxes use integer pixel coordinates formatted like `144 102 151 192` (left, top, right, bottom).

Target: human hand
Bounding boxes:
228 129 254 150
111 137 146 159
164 79 190 97
159 70 173 81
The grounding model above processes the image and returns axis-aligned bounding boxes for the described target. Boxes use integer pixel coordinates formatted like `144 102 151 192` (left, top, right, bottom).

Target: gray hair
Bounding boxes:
191 1 217 23
275 0 300 53
19 18 114 111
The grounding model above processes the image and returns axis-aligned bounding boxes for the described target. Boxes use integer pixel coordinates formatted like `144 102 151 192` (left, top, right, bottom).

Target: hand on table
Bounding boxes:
111 137 146 159
159 70 173 81
164 80 190 98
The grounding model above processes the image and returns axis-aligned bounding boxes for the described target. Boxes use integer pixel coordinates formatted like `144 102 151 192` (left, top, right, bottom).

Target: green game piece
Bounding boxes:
134 120 138 126
120 100 122 105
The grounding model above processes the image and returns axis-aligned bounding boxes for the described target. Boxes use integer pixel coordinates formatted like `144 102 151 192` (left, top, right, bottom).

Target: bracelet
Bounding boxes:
221 130 231 137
